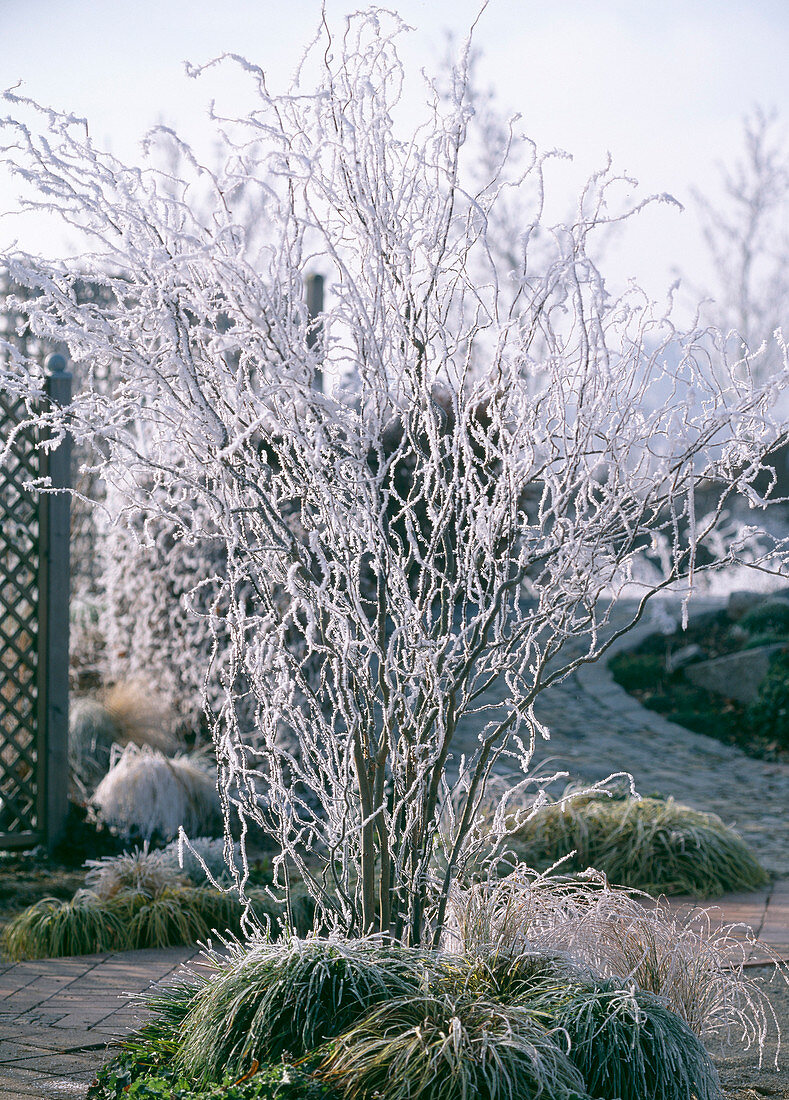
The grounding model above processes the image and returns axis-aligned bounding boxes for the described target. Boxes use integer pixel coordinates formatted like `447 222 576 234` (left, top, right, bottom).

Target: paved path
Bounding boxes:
535 608 789 878
668 877 789 964
0 947 199 1098
1 597 788 1098
454 598 789 877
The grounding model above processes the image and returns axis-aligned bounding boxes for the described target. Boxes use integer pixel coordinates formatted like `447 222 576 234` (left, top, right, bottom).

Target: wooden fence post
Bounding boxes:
306 273 325 393
39 352 72 850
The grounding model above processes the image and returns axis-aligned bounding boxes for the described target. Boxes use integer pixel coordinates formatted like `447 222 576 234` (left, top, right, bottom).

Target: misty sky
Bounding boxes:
1 0 787 305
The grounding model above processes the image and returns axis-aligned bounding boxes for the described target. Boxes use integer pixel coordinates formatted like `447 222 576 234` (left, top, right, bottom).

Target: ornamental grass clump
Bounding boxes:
432 949 589 1005
447 871 777 1054
319 993 591 1100
176 937 427 1084
87 837 267 897
549 980 721 1100
91 744 221 841
0 887 232 959
126 887 243 950
84 844 188 900
504 792 768 896
131 979 205 1048
0 893 129 960
0 845 311 960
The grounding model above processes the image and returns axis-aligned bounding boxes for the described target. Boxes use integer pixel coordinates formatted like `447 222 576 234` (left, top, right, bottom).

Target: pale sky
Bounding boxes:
1 0 787 306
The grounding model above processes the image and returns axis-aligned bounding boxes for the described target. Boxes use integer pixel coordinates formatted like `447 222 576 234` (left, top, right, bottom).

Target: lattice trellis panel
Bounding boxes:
0 388 44 844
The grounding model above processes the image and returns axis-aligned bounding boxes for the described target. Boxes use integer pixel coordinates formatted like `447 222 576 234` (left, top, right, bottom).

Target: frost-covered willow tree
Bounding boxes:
1 12 788 945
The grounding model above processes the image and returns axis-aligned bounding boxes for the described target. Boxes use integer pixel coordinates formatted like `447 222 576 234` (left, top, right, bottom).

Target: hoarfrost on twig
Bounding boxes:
1 9 788 945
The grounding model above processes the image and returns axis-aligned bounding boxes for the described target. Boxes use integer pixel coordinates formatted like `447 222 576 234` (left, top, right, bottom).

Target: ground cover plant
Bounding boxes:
610 603 789 759
746 649 789 748
500 790 768 896
88 1057 335 1100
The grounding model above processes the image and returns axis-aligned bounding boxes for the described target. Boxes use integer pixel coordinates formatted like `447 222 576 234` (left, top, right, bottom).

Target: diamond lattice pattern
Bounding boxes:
0 389 40 836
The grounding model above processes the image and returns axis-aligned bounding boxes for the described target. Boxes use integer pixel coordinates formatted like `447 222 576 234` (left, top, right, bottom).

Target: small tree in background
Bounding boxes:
1 11 787 946
693 106 789 380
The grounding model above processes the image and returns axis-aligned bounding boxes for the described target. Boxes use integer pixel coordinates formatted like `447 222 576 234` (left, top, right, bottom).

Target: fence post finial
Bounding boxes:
45 352 68 375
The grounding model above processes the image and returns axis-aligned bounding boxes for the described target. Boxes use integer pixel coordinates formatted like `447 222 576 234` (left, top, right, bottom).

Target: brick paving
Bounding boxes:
0 947 206 1098
665 877 789 965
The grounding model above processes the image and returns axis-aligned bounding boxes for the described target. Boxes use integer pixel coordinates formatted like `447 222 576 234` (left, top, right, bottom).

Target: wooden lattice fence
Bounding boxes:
0 358 71 849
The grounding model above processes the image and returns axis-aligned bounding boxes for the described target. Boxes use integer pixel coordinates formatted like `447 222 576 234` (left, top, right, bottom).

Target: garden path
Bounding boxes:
453 598 789 878
0 946 198 1098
